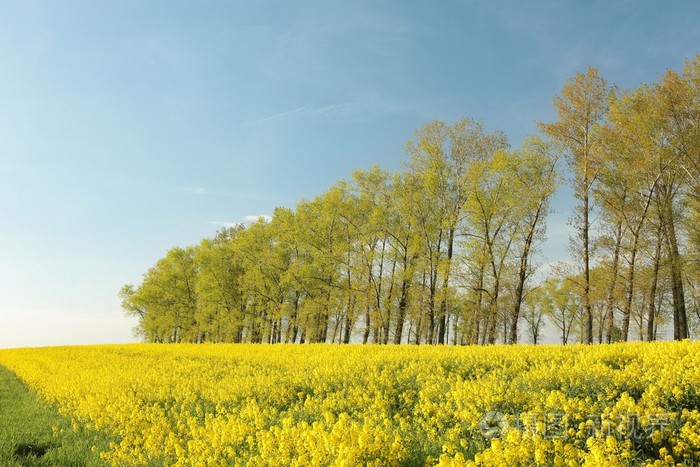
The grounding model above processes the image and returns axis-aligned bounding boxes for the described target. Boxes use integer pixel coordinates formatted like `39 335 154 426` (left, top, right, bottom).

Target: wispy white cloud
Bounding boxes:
249 106 308 125
247 103 355 126
207 215 272 228
306 103 355 116
242 214 272 223
207 221 240 228
184 186 207 195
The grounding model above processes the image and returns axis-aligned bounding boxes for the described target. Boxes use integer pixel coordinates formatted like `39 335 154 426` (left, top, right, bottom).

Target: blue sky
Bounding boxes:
1 1 698 348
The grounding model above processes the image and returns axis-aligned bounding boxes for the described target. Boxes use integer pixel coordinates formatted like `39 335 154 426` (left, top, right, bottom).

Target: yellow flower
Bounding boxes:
0 341 698 466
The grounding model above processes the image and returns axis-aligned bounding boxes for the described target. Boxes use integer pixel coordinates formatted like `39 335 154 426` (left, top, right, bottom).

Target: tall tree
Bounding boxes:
272 207 305 343
406 118 508 344
540 276 580 345
679 57 700 263
294 193 346 343
653 66 695 339
540 66 611 344
601 85 663 341
194 227 245 342
505 137 560 343
123 246 199 343
464 148 519 344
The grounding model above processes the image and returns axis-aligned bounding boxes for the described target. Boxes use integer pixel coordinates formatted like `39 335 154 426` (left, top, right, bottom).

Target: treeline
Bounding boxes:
121 55 700 345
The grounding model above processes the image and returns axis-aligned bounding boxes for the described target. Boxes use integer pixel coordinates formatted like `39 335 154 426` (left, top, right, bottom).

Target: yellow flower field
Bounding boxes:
1 342 699 466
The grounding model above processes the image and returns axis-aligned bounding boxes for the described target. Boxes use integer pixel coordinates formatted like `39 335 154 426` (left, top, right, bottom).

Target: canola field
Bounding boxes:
0 342 699 466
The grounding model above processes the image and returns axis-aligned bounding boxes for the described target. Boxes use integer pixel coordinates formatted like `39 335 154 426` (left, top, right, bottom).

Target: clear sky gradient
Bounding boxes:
1 1 698 348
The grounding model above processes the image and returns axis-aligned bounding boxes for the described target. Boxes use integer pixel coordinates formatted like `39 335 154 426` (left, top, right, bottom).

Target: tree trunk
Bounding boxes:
604 221 622 343
661 189 689 340
341 255 353 343
621 232 640 341
437 228 455 344
510 273 525 344
647 224 662 342
583 185 593 344
383 258 397 345
394 276 409 344
363 270 372 344
473 264 485 345
427 269 437 345
363 305 371 344
510 215 539 344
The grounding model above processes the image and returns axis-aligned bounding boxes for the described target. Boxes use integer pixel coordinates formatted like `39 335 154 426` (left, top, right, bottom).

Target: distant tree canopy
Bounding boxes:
122 55 700 344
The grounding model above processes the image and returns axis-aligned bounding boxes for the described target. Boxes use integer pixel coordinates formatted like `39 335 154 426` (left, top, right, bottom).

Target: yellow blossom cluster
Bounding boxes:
1 342 699 466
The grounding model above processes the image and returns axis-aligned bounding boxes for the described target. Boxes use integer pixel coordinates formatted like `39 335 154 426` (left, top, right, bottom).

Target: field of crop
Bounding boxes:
1 342 699 466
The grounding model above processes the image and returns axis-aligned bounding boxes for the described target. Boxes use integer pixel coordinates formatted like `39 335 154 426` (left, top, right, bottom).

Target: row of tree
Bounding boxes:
538 58 700 344
121 55 700 345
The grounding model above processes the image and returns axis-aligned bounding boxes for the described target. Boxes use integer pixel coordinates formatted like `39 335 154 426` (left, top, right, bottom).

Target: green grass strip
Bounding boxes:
0 364 110 466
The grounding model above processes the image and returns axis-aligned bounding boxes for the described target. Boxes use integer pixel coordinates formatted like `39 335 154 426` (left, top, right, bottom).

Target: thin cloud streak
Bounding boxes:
184 186 207 195
247 103 355 126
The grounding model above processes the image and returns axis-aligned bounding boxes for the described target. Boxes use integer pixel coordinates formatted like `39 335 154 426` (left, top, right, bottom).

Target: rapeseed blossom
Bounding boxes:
0 342 698 465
